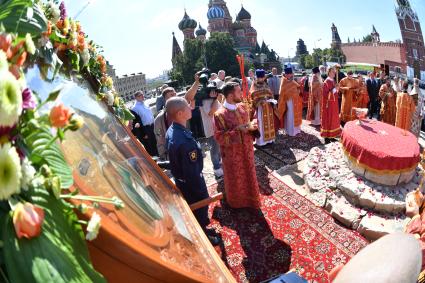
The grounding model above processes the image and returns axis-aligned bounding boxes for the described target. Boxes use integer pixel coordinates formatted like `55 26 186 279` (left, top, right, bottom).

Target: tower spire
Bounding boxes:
331 23 342 50
171 32 182 66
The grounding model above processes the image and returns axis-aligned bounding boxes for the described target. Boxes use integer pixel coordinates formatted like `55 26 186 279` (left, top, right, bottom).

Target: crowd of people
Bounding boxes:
127 65 424 248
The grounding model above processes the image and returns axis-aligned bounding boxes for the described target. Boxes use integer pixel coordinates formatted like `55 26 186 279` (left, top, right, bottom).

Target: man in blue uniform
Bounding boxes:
165 97 221 246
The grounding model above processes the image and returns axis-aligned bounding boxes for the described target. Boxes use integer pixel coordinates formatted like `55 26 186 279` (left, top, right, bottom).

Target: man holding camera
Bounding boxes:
185 70 223 178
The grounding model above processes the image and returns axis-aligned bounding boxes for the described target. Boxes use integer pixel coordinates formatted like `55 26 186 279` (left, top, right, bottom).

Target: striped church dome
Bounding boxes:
195 23 207 36
237 6 251 20
178 11 197 31
207 6 225 20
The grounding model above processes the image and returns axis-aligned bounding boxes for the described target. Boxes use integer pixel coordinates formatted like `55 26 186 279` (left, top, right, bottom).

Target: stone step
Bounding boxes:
356 213 410 241
303 143 423 215
319 190 410 241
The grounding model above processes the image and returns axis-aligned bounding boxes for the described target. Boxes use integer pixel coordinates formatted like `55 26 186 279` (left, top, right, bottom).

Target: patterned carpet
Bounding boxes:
255 122 324 167
208 169 368 283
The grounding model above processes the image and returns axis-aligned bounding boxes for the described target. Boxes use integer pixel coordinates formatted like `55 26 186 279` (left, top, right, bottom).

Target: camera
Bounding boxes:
198 68 211 85
206 82 217 93
266 72 274 79
195 76 219 106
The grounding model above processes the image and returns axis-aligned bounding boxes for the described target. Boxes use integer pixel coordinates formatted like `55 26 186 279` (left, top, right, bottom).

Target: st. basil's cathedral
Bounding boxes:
172 0 281 70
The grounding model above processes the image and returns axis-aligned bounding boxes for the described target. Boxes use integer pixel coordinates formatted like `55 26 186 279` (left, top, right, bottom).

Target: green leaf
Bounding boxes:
57 128 64 142
22 126 73 189
0 1 47 37
45 88 62 103
122 108 135 121
69 51 80 72
1 187 106 283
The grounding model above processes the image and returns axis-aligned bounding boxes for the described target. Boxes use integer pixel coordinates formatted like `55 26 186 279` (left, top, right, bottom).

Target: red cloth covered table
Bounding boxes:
341 120 420 174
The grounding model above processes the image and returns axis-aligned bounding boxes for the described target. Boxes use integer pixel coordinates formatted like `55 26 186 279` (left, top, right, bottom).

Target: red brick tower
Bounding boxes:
396 0 425 79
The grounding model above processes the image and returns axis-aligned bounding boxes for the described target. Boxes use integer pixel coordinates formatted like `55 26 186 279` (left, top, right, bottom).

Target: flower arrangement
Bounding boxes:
0 0 130 282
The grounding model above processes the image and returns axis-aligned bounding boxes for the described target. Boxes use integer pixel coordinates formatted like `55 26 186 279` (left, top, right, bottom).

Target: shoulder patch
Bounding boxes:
189 150 198 162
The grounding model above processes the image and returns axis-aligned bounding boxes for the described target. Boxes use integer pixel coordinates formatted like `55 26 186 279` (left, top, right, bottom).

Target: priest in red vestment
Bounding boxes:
250 69 276 146
321 67 341 143
306 67 323 126
214 82 261 209
396 82 416 131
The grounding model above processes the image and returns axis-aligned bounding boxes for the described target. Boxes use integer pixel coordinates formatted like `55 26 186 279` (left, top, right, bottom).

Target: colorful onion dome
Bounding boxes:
207 5 225 20
195 23 207 36
178 11 197 30
237 6 251 20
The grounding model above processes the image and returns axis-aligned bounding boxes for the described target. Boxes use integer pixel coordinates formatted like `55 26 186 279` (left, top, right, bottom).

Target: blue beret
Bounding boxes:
255 69 266 78
284 67 293 74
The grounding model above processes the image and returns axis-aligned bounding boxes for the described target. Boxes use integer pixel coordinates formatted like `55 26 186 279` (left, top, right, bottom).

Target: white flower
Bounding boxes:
0 50 7 73
80 49 90 66
48 1 60 22
0 143 22 200
70 32 78 47
25 33 36 55
86 212 101 241
21 158 36 191
0 71 22 127
104 91 114 106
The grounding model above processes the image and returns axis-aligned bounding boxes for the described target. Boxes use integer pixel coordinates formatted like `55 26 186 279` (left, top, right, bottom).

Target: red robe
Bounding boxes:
307 75 323 121
321 78 341 138
299 76 309 108
405 214 425 271
395 91 415 131
214 103 261 209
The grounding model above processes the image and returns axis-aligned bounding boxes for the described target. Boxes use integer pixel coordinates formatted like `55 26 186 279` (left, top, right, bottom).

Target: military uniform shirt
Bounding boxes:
165 122 209 205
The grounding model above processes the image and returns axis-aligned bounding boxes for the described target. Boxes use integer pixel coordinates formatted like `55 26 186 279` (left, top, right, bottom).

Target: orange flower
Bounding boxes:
13 202 45 239
9 65 20 79
9 41 24 60
54 42 68 51
49 103 72 128
77 34 86 51
0 33 12 57
56 19 64 30
42 21 52 37
15 51 27 67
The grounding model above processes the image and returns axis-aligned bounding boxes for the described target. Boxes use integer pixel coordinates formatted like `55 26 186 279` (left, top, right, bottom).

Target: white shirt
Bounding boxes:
223 100 237 111
132 101 154 126
214 78 224 89
200 99 221 138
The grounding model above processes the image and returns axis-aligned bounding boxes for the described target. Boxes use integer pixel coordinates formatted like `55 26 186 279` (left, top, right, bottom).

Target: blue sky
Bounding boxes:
64 0 425 78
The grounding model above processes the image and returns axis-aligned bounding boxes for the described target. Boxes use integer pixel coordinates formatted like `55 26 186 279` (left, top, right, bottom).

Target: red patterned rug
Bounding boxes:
208 170 368 283
254 122 324 168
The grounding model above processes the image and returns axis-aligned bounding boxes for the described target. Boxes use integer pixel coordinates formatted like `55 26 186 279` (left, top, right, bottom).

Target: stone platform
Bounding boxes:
341 120 420 186
303 142 424 241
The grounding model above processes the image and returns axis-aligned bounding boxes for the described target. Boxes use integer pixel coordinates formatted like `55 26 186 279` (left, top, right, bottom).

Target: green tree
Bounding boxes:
311 48 346 65
169 39 203 85
170 32 240 85
205 32 239 77
362 35 373 43
303 54 314 69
